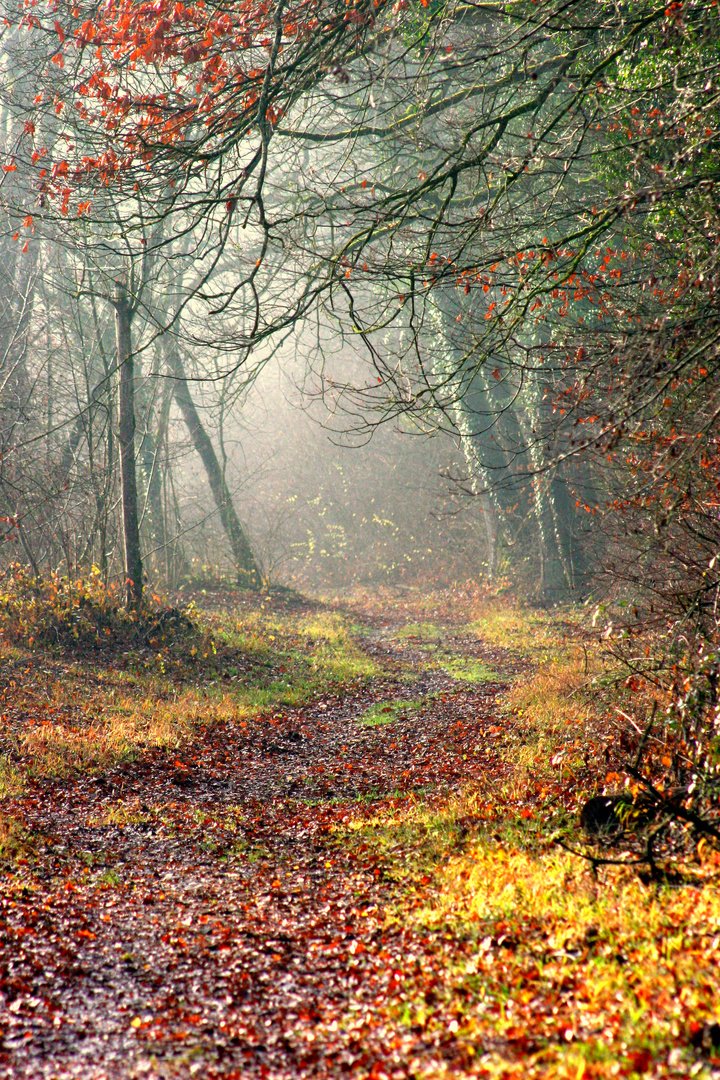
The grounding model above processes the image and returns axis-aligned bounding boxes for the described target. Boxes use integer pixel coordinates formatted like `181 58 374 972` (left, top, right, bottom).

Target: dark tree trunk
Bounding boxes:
165 340 261 588
115 275 144 610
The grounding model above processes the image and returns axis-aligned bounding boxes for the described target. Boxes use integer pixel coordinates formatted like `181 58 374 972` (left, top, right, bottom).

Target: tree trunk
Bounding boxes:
115 275 144 610
165 340 261 588
139 381 172 577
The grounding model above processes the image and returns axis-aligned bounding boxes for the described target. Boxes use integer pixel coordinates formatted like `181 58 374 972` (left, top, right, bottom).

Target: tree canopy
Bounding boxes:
1 0 719 606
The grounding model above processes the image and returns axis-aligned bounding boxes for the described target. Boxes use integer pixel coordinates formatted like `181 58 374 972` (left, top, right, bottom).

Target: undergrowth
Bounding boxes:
0 564 195 655
349 798 720 1075
0 813 36 868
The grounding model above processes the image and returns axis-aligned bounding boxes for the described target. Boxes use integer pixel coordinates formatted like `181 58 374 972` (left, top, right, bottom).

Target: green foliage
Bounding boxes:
0 564 133 651
395 622 445 641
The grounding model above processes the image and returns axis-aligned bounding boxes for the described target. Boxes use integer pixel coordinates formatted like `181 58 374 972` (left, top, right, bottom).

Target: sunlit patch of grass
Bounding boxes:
0 754 24 798
0 597 380 788
422 842 720 1073
395 622 445 642
470 605 563 656
98 868 122 886
15 687 203 783
20 720 125 780
14 685 214 784
440 658 498 683
340 801 470 869
228 839 270 863
357 699 422 727
502 637 615 796
339 792 720 1077
89 800 153 827
299 612 378 681
210 607 378 689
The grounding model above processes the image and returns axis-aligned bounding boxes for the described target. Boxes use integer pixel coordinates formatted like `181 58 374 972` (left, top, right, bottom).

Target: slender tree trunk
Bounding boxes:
165 340 261 588
16 515 41 581
140 381 172 576
115 275 143 610
88 282 115 587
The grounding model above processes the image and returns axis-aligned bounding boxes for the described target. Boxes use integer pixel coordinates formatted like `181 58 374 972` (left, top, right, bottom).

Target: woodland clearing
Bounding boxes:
0 583 719 1080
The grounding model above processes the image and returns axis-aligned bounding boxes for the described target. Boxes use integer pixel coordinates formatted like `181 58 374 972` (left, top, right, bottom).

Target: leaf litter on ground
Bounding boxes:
0 583 719 1078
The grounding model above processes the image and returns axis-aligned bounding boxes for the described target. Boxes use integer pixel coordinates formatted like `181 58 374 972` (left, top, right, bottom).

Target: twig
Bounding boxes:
633 701 658 772
554 836 645 872
614 707 644 736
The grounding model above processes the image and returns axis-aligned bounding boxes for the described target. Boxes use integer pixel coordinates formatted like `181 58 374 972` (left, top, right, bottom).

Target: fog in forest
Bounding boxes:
175 352 494 594
0 240 494 595
0 0 716 620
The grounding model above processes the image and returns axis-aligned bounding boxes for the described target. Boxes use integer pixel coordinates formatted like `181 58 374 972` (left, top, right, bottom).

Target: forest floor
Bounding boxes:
0 583 720 1079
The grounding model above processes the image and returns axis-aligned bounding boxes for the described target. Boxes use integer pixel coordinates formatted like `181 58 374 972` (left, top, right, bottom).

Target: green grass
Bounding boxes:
0 814 36 867
333 707 720 1079
0 755 24 799
357 699 423 726
440 658 498 683
395 621 446 642
471 605 561 649
211 609 378 702
98 869 122 886
393 620 502 683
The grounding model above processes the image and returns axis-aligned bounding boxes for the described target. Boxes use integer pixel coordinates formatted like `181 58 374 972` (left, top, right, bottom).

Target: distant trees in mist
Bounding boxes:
0 0 717 625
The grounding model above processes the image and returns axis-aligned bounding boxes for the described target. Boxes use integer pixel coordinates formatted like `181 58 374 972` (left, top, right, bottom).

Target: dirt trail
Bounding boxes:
0 604 518 1078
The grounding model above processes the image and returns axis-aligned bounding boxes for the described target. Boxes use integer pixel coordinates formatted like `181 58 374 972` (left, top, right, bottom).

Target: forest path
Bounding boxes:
0 595 522 1079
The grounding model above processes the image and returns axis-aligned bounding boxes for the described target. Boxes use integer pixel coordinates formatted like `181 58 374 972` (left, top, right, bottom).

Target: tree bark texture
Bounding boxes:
165 340 261 588
115 276 144 610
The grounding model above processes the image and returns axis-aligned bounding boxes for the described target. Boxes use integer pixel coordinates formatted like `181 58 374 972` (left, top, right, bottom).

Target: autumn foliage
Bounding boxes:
15 0 388 215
